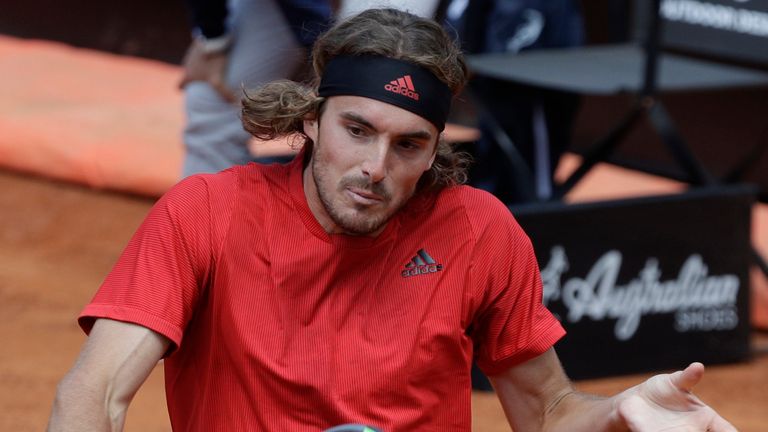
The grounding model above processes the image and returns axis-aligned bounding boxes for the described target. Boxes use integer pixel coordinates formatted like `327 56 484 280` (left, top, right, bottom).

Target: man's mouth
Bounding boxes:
346 187 384 205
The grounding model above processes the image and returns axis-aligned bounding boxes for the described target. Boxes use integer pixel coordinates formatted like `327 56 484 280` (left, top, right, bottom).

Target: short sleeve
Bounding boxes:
465 191 565 376
78 174 232 351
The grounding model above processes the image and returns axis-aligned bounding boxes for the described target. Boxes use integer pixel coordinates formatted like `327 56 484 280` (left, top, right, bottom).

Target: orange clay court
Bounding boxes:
1 35 767 431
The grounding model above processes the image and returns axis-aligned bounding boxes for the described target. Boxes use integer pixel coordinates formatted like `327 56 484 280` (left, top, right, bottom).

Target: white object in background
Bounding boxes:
337 0 441 19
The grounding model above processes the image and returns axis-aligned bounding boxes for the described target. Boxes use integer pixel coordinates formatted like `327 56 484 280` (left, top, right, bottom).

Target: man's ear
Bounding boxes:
426 153 437 172
303 117 318 143
426 137 440 171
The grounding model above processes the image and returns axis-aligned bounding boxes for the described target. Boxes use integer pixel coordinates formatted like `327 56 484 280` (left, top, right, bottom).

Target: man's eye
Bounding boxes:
399 140 417 150
348 126 365 137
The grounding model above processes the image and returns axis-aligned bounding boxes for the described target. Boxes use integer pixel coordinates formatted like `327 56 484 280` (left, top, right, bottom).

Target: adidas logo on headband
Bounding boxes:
384 75 420 101
318 56 451 131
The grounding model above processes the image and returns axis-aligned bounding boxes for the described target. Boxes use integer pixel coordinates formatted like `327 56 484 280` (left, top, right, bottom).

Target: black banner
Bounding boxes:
660 0 768 65
511 185 754 379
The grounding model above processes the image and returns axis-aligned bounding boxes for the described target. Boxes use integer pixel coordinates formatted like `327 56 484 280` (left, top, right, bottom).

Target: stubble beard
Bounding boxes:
311 146 404 236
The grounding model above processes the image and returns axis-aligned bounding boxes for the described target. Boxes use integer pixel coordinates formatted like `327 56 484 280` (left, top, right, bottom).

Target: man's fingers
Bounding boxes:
211 79 237 103
670 362 705 392
178 74 191 90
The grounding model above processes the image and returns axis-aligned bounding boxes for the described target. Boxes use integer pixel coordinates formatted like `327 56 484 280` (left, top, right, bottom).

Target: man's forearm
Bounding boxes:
47 320 170 432
489 349 633 432
542 390 627 432
47 370 128 432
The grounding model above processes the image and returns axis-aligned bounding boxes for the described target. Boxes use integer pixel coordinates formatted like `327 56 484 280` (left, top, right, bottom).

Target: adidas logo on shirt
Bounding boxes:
384 75 420 101
401 248 443 278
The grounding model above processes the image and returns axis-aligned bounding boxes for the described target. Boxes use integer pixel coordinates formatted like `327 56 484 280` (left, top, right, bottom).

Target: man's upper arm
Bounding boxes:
49 319 171 431
488 348 576 431
66 318 170 407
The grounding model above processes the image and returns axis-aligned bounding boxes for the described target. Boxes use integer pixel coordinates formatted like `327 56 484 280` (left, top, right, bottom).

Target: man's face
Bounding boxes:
303 95 438 236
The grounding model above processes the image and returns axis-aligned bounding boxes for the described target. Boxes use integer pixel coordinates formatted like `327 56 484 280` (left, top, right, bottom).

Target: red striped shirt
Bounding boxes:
80 153 564 431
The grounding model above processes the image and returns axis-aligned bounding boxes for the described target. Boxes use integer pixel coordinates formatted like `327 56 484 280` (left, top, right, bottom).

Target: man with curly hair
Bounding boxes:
49 8 736 432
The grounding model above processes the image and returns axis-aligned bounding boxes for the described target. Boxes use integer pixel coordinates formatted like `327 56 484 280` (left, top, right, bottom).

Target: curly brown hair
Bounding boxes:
241 8 471 190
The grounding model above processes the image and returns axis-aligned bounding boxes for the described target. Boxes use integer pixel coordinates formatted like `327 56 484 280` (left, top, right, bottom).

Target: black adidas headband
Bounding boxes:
318 55 453 131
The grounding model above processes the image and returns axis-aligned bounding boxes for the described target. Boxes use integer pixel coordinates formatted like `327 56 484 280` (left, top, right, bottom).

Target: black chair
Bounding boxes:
468 0 768 282
467 0 768 200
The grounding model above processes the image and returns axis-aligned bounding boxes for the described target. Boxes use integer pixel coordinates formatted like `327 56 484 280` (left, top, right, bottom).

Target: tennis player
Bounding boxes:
48 8 737 432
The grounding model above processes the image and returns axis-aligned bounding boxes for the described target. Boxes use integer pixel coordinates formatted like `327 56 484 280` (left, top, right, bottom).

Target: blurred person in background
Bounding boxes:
179 0 333 177
336 0 441 19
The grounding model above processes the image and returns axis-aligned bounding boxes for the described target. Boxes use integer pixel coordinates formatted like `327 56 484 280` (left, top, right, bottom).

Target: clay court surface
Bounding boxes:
1 35 768 431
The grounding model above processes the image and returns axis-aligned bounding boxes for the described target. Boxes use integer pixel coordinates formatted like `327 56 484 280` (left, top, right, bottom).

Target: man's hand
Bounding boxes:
178 39 236 103
615 362 738 431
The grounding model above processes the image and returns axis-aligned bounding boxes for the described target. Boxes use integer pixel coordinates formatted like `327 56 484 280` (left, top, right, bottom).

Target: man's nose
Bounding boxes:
361 142 389 183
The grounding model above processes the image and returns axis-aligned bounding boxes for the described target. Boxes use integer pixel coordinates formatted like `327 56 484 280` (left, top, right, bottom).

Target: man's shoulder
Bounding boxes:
169 167 241 203
196 161 291 193
432 185 525 240
436 184 512 217
165 161 289 209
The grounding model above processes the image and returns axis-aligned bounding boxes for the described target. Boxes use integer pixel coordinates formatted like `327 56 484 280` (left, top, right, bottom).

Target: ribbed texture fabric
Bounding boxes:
79 152 564 431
